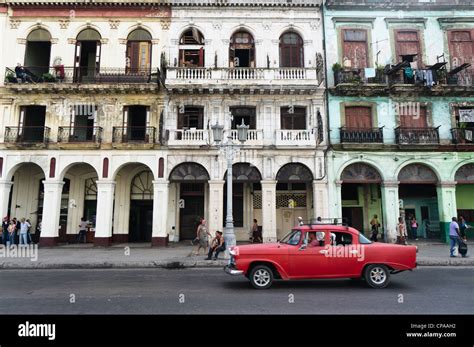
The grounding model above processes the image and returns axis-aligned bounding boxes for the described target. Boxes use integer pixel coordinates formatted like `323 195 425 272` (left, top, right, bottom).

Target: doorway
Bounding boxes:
20 106 46 143
342 207 364 232
126 105 147 141
129 200 153 242
179 184 205 240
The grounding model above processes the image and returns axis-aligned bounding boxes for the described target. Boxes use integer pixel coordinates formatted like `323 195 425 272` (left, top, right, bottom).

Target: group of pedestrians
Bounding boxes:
1 216 34 248
193 218 226 260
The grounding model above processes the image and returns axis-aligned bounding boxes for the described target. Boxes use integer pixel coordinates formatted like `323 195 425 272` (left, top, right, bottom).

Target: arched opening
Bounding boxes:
59 163 99 243
398 163 439 240
179 28 205 67
455 163 474 239
24 28 52 78
129 170 154 242
279 31 304 68
223 163 262 233
74 29 102 82
275 163 313 240
7 163 46 243
229 30 255 68
126 28 152 73
340 163 383 238
169 162 210 240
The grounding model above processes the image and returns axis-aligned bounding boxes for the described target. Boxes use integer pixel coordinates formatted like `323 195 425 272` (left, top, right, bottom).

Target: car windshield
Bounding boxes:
279 230 302 245
359 232 372 244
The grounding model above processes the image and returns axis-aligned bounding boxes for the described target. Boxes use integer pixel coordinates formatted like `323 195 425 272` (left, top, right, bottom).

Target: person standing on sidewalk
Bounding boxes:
195 219 211 255
449 217 462 258
19 218 31 247
459 215 469 241
7 220 16 248
411 216 419 240
2 216 8 245
370 214 380 242
76 217 89 244
396 217 408 245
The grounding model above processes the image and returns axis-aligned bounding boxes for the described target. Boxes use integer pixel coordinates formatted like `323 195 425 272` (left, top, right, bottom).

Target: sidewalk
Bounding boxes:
0 241 472 269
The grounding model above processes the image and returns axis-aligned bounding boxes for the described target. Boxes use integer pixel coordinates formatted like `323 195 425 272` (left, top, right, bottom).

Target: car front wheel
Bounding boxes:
249 265 274 289
364 264 390 289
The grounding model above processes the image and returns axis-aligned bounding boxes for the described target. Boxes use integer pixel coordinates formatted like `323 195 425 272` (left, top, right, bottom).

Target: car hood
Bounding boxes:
234 242 286 254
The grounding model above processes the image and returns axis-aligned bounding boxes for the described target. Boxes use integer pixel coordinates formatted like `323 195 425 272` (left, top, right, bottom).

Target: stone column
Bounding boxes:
313 180 329 219
0 180 13 219
152 180 169 247
334 180 343 220
381 180 400 243
261 180 277 242
208 180 225 236
437 181 457 243
94 180 116 247
39 180 64 247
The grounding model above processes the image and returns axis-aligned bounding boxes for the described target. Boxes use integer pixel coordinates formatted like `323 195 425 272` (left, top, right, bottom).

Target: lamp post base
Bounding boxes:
223 226 236 260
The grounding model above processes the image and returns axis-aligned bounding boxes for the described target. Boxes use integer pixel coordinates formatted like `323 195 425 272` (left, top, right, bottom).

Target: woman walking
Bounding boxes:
195 219 211 256
7 220 16 248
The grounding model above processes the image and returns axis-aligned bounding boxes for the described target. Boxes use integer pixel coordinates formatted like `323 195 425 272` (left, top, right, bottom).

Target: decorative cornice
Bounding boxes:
438 17 474 29
100 38 109 44
16 38 26 44
67 38 76 45
384 17 427 29
331 17 376 29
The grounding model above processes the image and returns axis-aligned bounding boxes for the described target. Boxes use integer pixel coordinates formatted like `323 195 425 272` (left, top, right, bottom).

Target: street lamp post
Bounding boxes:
211 117 249 253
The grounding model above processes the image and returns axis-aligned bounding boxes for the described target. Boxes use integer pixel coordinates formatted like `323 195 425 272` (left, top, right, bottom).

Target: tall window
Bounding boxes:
230 107 256 129
279 31 304 68
177 106 204 129
280 106 306 130
344 106 372 129
229 31 255 68
399 106 427 128
342 29 368 70
179 28 205 67
126 29 152 73
395 30 422 65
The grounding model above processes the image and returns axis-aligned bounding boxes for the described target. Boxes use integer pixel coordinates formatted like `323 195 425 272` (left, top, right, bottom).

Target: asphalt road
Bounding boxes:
0 267 472 314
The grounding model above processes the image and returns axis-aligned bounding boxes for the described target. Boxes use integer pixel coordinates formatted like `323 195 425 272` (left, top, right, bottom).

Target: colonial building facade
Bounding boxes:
0 0 327 246
324 0 474 242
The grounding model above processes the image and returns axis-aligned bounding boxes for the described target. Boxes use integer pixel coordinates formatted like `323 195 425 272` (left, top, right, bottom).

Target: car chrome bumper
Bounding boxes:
224 266 244 276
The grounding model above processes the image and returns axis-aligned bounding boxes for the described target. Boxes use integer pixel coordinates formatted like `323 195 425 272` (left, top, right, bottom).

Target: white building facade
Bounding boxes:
0 0 328 246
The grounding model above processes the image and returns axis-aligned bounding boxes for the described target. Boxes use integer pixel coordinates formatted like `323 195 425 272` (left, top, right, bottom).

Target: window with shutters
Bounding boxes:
448 30 474 83
342 29 369 70
280 107 306 130
177 106 204 130
399 106 427 128
279 31 304 68
230 107 256 129
179 28 205 67
126 29 152 73
344 106 372 129
395 30 422 65
229 31 255 68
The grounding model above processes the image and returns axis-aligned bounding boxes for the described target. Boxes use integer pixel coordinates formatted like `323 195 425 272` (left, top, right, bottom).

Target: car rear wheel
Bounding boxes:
249 265 274 289
364 264 390 289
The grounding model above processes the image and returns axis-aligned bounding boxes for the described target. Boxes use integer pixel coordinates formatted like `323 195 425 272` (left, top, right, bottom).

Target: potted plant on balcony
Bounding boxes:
332 63 342 85
42 73 57 83
457 122 468 144
5 72 17 83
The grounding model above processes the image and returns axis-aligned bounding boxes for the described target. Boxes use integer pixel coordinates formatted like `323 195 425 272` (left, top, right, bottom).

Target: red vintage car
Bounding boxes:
224 224 417 289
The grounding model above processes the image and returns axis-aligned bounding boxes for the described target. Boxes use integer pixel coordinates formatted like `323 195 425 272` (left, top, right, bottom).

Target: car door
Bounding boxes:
325 231 364 277
288 231 329 279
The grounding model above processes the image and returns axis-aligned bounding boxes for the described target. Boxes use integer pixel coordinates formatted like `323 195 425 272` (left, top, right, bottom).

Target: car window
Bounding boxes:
332 232 353 246
306 231 326 247
359 232 372 244
280 230 302 245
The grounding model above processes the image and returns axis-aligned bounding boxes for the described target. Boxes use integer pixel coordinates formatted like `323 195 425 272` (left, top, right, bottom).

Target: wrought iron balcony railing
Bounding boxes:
5 67 161 84
4 126 50 144
334 69 387 86
340 127 384 143
451 127 474 145
112 126 156 144
395 127 440 145
57 126 103 144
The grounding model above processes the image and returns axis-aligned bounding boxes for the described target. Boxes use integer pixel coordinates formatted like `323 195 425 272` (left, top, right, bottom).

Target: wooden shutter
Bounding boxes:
395 30 422 64
448 30 474 68
342 29 368 69
177 107 185 129
400 106 427 128
198 47 204 67
345 106 372 129
128 42 140 71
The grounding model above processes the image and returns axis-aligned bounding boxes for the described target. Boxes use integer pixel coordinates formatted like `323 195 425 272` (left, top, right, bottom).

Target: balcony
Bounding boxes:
167 129 210 147
228 129 263 147
275 129 316 147
57 126 103 147
165 67 319 94
4 67 161 94
451 127 474 145
340 127 384 144
395 127 440 146
4 126 50 146
112 127 156 145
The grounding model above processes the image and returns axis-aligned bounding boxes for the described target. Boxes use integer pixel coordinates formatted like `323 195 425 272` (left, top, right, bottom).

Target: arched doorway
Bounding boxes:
223 163 262 235
7 163 46 242
275 163 313 240
129 170 153 242
340 163 382 236
398 163 439 239
279 31 304 68
74 28 101 82
169 162 210 240
179 28 205 67
455 163 474 238
60 163 99 243
229 30 255 68
126 28 152 73
24 28 52 78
